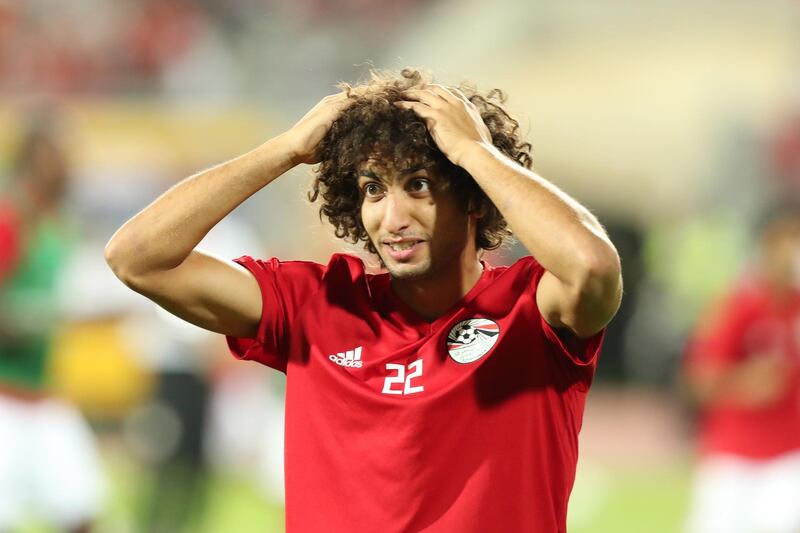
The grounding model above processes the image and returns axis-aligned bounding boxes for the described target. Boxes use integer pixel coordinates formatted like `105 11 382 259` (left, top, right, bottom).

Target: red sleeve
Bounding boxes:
527 257 605 367
540 315 605 367
225 256 325 373
0 204 22 284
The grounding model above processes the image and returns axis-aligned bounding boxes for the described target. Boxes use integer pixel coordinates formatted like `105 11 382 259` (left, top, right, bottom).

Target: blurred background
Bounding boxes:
2 0 800 531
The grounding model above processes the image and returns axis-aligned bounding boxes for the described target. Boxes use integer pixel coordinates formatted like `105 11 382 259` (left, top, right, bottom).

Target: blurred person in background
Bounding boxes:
105 69 622 532
683 205 800 533
0 119 105 532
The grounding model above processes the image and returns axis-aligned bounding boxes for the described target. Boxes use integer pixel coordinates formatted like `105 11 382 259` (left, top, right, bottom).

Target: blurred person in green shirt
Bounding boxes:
0 119 105 533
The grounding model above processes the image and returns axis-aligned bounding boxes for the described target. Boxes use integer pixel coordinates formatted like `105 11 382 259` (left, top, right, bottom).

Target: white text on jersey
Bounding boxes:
382 360 424 395
329 346 363 368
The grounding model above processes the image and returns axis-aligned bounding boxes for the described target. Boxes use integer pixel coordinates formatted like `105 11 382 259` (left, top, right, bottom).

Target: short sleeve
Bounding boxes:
527 257 605 367
539 314 605 366
225 255 325 372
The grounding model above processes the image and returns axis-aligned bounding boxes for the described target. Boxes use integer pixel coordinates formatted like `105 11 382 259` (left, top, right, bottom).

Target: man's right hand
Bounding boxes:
282 92 353 166
106 91 355 342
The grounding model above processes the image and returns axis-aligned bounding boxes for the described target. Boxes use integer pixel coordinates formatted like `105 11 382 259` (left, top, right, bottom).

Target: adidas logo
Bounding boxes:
328 346 363 368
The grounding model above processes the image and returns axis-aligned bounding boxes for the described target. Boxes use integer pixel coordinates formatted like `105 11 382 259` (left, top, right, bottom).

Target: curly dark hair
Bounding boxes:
309 68 533 255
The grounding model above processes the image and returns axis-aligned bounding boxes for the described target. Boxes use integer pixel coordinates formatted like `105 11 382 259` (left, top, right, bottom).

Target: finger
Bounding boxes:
448 87 470 103
326 91 356 113
427 84 459 103
394 101 439 127
447 87 480 116
313 92 348 114
394 100 435 116
400 88 446 108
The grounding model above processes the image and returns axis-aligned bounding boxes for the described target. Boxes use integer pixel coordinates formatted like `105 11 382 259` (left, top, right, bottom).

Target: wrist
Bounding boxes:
457 140 503 174
262 133 302 171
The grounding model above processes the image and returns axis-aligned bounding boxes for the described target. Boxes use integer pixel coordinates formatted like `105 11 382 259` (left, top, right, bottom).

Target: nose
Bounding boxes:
381 189 412 234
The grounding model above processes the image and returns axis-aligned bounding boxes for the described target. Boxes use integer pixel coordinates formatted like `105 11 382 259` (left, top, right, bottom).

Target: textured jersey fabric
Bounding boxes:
686 278 800 459
227 253 604 532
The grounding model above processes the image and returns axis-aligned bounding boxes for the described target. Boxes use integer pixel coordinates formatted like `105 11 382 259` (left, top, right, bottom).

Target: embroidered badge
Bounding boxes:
446 318 500 364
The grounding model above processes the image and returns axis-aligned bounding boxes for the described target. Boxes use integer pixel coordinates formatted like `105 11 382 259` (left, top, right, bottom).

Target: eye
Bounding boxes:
362 182 383 198
408 178 431 194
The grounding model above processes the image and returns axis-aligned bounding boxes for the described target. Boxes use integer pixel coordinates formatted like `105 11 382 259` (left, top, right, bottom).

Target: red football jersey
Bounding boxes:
685 277 800 459
227 253 604 532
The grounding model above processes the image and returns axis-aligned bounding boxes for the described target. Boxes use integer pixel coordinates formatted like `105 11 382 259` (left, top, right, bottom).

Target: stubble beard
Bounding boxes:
382 241 462 284
373 241 436 281
385 257 434 281
377 234 469 284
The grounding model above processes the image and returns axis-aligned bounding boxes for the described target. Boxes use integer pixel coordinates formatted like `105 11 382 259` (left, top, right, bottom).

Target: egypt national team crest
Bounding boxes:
446 318 500 364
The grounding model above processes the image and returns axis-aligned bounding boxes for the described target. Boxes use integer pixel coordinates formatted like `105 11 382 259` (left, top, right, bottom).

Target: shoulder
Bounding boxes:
485 255 544 289
232 253 368 286
325 253 368 278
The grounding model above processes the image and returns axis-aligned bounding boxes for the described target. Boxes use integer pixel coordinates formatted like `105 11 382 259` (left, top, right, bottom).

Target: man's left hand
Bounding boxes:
395 85 493 168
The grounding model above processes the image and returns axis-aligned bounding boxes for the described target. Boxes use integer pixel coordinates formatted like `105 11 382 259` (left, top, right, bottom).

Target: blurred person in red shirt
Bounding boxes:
0 119 105 533
684 205 800 533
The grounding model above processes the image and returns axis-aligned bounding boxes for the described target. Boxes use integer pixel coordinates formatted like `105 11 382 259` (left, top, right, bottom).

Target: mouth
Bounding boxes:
382 239 425 261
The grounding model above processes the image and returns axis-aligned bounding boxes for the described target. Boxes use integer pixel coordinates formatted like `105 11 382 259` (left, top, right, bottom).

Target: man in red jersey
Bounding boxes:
684 207 800 533
106 69 622 532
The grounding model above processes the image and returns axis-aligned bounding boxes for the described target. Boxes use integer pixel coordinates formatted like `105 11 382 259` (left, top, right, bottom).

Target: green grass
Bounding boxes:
200 475 284 533
568 461 692 533
18 445 284 533
18 450 690 532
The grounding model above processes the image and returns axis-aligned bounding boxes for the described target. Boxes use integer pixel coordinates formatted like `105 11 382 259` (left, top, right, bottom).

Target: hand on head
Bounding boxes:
395 84 493 168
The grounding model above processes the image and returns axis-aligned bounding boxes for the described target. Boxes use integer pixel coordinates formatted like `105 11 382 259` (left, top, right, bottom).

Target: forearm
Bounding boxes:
105 134 295 278
460 141 618 286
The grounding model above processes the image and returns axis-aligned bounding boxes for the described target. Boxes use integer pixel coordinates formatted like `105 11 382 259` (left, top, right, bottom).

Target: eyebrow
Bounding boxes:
357 164 426 182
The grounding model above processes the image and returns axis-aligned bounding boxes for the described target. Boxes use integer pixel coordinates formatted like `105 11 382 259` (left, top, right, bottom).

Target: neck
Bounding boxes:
390 250 484 321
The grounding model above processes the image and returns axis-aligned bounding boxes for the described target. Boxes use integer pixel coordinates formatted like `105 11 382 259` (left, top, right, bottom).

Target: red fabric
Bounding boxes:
227 253 603 532
686 279 800 459
0 202 22 284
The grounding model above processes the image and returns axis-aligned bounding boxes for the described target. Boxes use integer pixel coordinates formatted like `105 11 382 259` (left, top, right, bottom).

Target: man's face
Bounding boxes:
357 158 476 281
